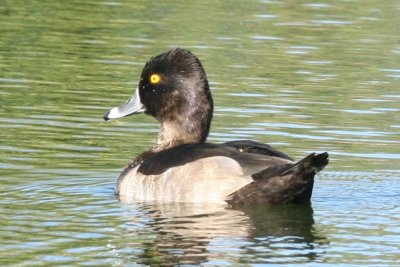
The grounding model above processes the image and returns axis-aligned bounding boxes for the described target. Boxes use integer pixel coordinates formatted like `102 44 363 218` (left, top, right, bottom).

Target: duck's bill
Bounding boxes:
104 88 145 121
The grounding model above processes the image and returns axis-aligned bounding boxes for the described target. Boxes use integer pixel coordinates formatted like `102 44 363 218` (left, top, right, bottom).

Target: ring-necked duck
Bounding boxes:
104 48 329 205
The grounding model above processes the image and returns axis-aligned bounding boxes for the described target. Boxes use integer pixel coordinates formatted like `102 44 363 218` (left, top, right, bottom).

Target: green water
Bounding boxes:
1 1 399 266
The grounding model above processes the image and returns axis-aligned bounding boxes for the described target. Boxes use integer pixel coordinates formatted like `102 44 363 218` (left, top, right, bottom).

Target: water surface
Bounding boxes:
1 0 399 266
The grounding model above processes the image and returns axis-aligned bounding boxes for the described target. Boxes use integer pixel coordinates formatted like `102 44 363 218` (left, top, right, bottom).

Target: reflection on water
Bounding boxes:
1 0 400 265
116 202 324 265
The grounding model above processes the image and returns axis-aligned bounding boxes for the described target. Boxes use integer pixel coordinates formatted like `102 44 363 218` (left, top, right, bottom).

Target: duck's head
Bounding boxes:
104 48 213 149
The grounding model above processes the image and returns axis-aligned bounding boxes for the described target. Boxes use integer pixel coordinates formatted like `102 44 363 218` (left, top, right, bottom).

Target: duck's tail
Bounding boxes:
227 152 329 206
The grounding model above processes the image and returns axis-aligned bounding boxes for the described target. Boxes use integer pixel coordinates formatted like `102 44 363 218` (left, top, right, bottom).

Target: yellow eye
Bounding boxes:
149 74 161 84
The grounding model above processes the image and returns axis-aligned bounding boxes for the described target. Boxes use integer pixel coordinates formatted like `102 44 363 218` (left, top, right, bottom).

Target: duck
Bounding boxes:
104 48 329 205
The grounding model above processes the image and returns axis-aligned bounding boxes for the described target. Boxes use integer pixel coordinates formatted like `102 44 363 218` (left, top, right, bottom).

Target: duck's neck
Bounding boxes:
152 82 213 152
153 119 208 152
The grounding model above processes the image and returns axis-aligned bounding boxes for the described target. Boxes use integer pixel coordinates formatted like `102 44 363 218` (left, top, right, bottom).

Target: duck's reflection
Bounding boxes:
118 199 325 265
237 204 324 264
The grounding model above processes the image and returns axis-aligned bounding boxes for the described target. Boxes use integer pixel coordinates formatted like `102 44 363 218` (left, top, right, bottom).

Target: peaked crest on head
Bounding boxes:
142 48 208 81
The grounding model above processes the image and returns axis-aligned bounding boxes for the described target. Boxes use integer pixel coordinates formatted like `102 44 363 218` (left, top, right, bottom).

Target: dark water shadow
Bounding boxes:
240 204 318 240
119 201 326 265
235 204 327 264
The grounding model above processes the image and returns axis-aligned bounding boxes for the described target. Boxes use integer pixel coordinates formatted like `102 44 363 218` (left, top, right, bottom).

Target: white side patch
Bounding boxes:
116 156 252 203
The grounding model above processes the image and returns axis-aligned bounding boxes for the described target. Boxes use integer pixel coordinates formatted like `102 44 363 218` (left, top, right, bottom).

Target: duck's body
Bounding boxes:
117 154 251 203
104 48 328 205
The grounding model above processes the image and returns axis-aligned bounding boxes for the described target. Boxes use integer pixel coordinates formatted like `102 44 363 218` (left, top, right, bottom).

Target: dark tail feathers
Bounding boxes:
227 152 329 206
283 152 329 176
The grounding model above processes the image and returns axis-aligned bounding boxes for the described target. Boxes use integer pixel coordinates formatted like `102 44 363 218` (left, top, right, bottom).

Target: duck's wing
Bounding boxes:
137 142 294 176
223 140 293 160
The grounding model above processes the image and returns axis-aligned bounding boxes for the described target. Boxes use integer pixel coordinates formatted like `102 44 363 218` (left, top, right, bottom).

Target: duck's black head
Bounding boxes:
139 49 213 123
104 48 214 149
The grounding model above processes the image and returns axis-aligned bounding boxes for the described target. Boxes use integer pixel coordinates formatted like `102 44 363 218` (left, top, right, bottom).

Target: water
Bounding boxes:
1 0 399 266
